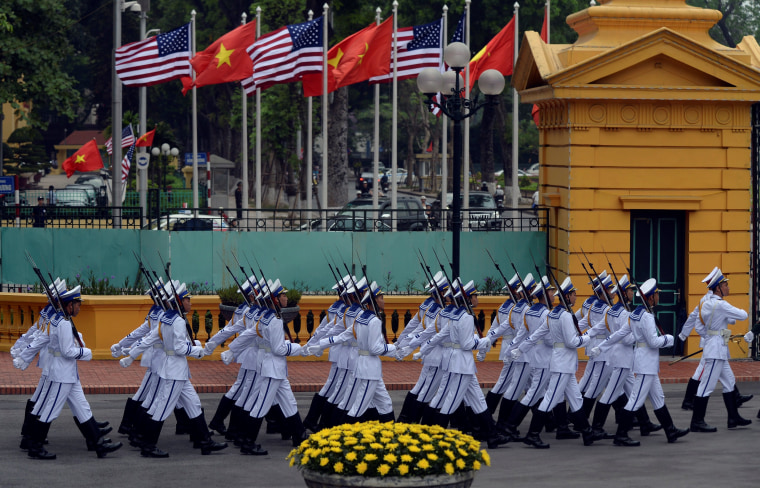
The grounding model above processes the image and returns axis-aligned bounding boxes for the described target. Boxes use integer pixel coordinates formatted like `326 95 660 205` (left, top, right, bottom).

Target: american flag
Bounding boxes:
115 23 192 87
121 145 135 184
105 125 136 155
429 13 466 116
241 17 323 95
370 19 443 83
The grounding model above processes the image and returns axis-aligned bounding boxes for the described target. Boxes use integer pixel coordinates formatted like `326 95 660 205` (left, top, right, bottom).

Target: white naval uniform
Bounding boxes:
485 299 518 395
575 296 596 391
307 300 346 400
117 305 164 405
516 302 552 407
536 305 591 413
344 310 397 417
596 302 635 405
421 304 459 410
624 306 674 412
206 303 252 403
679 291 715 383
579 299 612 399
499 299 532 402
227 305 267 411
402 302 445 404
694 295 747 397
18 306 55 404
319 303 362 410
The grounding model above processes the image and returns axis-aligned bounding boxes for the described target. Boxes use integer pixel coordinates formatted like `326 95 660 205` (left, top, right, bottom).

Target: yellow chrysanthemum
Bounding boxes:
444 449 455 461
401 454 413 463
417 459 430 470
456 458 466 470
427 453 438 461
343 437 358 446
445 463 455 475
439 441 451 448
386 443 399 450
419 433 432 442
457 448 469 457
408 445 421 453
301 455 310 465
357 462 368 475
329 440 341 447
378 464 391 476
289 457 296 467
383 453 397 464
398 434 413 444
334 462 344 474
330 447 342 453
320 457 329 467
473 460 481 471
481 450 491 466
364 453 378 462
345 452 357 462
398 464 409 476
353 445 366 451
422 444 435 451
370 443 384 450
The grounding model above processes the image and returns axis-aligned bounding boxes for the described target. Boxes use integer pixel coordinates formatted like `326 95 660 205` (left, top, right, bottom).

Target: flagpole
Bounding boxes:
391 1 399 231
463 0 471 231
112 0 123 228
138 9 148 226
373 7 382 228
546 0 550 43
321 3 329 216
511 2 519 209
306 10 315 221
441 5 448 230
256 6 262 223
191 10 199 210
241 12 249 230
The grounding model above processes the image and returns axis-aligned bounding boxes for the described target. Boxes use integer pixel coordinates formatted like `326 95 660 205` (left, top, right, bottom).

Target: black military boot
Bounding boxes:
330 407 348 427
475 410 510 449
208 395 235 435
79 417 123 458
654 405 689 443
420 405 441 426
140 418 169 458
690 396 717 432
502 402 530 441
523 409 550 449
225 405 245 443
612 409 639 447
174 407 190 435
240 416 267 455
118 397 141 435
553 402 579 439
284 412 310 447
19 399 37 450
128 407 151 448
581 396 596 419
485 391 501 415
397 392 420 423
569 408 604 446
495 398 516 434
267 404 290 440
378 411 395 423
320 401 336 428
612 395 628 425
303 393 328 432
724 391 752 429
542 402 557 433
190 413 228 455
681 378 699 410
590 401 614 440
735 386 753 407
635 406 661 436
449 405 468 433
27 419 56 460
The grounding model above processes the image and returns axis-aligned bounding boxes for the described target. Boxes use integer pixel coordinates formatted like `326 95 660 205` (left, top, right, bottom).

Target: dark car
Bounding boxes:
303 195 427 231
428 191 501 231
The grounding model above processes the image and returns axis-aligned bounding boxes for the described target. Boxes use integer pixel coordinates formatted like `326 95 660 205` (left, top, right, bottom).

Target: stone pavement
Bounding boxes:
3 351 760 395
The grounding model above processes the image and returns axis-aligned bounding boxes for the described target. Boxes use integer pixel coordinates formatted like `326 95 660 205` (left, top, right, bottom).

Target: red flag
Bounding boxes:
302 17 393 97
135 128 156 147
532 9 549 127
62 140 104 178
468 16 515 90
181 21 257 94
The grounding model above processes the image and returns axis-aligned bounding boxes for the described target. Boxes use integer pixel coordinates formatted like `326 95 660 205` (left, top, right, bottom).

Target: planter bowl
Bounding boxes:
301 469 475 488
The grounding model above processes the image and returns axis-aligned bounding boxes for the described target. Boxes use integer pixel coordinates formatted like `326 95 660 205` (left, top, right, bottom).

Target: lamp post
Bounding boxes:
416 43 505 277
151 143 178 208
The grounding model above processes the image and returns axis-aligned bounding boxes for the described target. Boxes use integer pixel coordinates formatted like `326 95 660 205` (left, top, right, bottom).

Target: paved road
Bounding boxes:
2 382 758 488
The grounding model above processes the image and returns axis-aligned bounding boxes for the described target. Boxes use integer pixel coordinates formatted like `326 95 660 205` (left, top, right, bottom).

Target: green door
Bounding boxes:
631 210 685 356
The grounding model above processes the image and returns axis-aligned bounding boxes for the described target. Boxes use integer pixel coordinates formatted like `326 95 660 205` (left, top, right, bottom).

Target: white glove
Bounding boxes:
307 345 323 357
412 352 423 361
664 334 675 348
10 347 19 359
221 350 235 365
397 346 412 359
678 333 688 342
476 350 486 362
12 357 29 370
301 348 311 356
121 347 131 356
589 347 601 358
510 349 521 360
477 339 492 354
119 356 134 368
744 331 754 343
194 340 202 347
204 343 216 356
110 344 122 358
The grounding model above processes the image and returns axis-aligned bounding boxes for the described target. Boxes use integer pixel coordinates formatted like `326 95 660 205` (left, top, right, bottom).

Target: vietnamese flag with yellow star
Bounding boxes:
62 140 104 178
302 17 392 97
181 20 257 94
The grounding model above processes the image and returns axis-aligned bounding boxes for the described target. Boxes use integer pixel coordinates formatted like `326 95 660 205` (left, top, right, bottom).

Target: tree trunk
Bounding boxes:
327 87 351 207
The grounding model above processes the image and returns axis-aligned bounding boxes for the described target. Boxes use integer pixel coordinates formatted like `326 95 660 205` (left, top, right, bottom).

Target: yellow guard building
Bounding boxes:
513 0 760 356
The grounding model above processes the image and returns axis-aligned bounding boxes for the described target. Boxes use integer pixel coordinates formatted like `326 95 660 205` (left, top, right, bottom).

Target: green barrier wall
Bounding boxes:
1 228 546 292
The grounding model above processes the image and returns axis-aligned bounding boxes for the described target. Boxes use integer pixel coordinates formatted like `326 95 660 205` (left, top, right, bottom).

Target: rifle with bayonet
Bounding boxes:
157 251 195 341
219 253 252 307
504 250 532 305
132 251 167 311
486 249 517 304
529 253 552 309
354 251 391 343
580 248 611 307
437 247 481 336
602 247 631 312
623 262 666 336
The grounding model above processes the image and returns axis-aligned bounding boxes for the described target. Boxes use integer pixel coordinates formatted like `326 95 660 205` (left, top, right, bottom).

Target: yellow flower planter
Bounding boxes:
301 469 475 488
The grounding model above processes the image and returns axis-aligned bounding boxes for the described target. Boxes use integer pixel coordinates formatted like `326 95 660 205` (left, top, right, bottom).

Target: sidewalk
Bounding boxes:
3 351 760 395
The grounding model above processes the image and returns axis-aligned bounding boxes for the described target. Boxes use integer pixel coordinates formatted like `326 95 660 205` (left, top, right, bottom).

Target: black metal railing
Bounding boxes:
0 205 143 229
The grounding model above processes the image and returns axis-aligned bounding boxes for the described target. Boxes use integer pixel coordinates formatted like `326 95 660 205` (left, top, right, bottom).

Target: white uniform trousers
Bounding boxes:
346 378 394 417
248 376 298 419
500 362 531 401
519 367 550 407
579 358 603 393
30 374 47 403
132 370 155 402
231 368 258 406
428 369 452 410
140 373 163 410
223 365 249 401
490 361 516 396
438 373 488 416
538 372 583 413
411 366 444 404
149 379 202 422
582 360 611 399
318 363 341 399
624 374 665 411
696 358 736 397
691 357 706 381
598 367 634 405
33 380 93 424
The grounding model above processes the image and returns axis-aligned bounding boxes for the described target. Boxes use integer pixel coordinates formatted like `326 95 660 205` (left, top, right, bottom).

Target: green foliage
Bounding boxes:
285 287 302 307
217 284 244 306
71 267 144 295
479 276 503 295
4 126 49 175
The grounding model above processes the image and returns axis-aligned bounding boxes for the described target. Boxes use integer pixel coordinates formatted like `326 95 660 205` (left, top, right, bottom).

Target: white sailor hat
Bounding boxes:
610 274 634 295
707 269 728 290
502 273 521 291
175 282 191 300
444 279 461 298
60 285 82 304
531 276 555 297
332 274 354 291
635 278 659 298
426 272 449 294
454 280 478 300
594 275 614 293
588 270 608 286
237 275 258 295
144 279 164 297
343 276 368 296
46 278 66 298
361 281 384 304
517 273 535 294
559 277 576 295
702 266 720 284
162 280 181 302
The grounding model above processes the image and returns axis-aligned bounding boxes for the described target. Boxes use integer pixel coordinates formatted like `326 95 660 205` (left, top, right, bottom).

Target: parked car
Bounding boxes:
142 211 230 231
356 166 387 190
429 191 500 230
302 195 427 232
54 189 92 207
75 173 107 189
64 184 98 205
526 163 539 176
